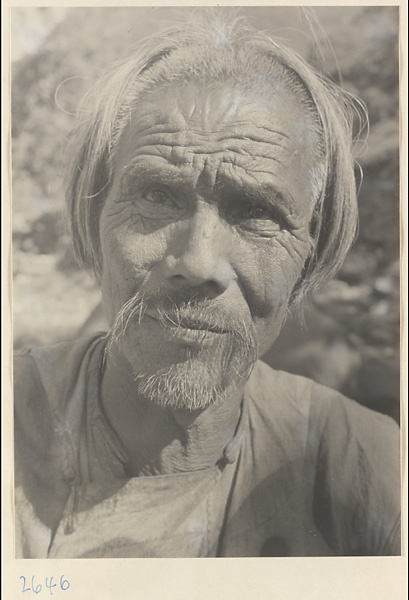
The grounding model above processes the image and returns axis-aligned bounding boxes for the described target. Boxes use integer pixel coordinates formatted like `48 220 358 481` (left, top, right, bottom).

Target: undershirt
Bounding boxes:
14 334 401 557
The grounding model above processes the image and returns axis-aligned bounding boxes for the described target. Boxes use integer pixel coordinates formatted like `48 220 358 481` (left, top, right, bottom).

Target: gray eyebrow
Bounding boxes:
121 157 301 228
213 161 297 212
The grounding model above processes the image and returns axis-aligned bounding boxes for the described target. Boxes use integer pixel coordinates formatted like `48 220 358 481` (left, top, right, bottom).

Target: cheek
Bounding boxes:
240 233 309 315
239 233 310 350
99 206 170 322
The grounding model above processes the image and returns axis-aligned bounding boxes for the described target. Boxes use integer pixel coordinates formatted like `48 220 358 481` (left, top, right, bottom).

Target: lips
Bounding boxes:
144 312 229 346
169 318 227 334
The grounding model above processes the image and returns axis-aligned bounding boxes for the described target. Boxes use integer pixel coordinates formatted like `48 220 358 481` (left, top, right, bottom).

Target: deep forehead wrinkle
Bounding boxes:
124 127 293 158
124 132 290 167
118 120 304 205
120 90 315 174
124 112 295 151
119 114 299 180
121 138 290 194
127 109 292 139
126 77 308 148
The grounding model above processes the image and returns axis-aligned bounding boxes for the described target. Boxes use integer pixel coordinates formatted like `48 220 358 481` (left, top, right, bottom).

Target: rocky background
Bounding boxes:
11 7 400 422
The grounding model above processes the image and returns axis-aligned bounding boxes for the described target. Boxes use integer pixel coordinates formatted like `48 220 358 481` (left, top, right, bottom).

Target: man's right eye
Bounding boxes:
133 187 183 219
142 189 176 207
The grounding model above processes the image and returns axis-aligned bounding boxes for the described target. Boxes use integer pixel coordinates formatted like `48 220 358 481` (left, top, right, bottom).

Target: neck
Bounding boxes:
100 352 245 477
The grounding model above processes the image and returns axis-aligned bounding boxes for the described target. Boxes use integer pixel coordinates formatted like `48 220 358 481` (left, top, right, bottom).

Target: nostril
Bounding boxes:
170 273 224 298
203 280 224 298
171 274 187 285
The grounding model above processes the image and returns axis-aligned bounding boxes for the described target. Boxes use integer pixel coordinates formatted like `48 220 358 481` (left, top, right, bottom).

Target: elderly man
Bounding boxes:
14 18 400 558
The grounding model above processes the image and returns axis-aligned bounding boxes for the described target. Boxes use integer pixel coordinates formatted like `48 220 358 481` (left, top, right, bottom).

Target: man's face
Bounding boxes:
99 81 319 409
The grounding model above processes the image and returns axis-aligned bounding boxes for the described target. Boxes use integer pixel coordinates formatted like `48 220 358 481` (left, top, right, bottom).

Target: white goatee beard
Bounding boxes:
133 345 256 411
134 361 226 411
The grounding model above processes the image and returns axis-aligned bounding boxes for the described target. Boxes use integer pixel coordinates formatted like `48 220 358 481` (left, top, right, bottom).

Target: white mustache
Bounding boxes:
105 289 259 356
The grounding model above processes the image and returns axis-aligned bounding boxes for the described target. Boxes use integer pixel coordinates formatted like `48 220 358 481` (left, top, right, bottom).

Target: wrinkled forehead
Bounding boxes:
119 79 319 151
114 81 322 203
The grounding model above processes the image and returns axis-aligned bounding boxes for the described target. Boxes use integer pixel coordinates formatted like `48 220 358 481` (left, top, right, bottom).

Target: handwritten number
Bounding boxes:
60 575 70 591
20 575 70 594
46 577 57 595
31 576 42 595
20 576 31 593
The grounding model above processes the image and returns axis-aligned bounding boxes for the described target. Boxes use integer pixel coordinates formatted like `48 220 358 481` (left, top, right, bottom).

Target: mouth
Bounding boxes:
169 318 227 334
144 313 229 346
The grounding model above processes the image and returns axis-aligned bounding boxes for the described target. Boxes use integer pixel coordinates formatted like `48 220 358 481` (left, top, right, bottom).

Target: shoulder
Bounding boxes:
244 361 401 555
14 332 105 461
245 359 399 442
14 334 106 556
14 333 104 413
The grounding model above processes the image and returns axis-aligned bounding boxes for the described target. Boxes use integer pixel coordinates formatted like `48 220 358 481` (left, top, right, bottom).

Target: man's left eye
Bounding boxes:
237 203 276 221
244 205 272 219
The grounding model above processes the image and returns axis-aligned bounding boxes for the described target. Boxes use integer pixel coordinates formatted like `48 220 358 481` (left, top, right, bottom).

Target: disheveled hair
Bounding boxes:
65 13 365 305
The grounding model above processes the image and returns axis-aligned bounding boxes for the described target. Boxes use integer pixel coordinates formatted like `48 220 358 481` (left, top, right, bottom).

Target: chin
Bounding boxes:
134 365 224 411
131 344 255 412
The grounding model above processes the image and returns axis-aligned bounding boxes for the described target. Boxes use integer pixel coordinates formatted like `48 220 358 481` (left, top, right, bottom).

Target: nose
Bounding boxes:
162 205 234 298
